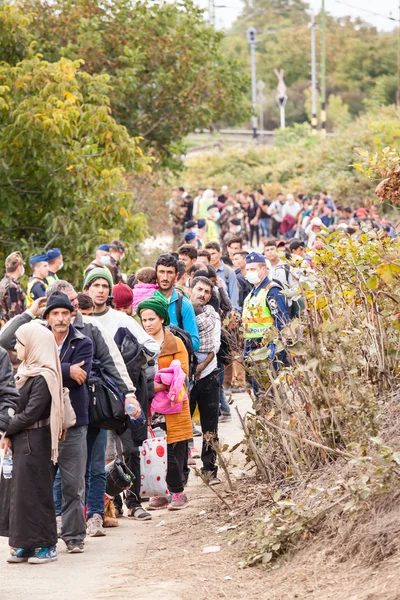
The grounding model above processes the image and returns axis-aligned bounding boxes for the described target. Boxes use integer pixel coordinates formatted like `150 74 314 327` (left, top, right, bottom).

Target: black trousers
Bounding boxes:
190 370 220 474
114 429 141 511
167 441 188 494
271 218 280 238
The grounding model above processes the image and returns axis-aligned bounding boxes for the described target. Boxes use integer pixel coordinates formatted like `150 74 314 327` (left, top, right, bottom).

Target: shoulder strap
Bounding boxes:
176 294 184 330
284 263 290 283
223 264 230 286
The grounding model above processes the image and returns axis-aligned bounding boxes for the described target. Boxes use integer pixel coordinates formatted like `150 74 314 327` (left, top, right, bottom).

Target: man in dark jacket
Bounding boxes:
46 280 141 533
43 292 93 554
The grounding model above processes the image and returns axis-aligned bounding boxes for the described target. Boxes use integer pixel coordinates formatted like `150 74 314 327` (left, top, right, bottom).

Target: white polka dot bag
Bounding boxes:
139 428 168 498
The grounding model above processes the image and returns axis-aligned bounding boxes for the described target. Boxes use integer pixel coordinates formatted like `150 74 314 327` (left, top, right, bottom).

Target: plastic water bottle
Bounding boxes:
153 427 165 438
126 404 146 427
2 449 13 479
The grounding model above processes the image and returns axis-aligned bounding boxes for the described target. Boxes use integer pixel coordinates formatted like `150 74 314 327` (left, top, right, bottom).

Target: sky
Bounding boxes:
194 0 399 32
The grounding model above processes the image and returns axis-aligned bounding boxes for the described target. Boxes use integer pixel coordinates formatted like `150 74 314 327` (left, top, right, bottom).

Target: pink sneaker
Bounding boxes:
147 496 169 510
168 493 189 511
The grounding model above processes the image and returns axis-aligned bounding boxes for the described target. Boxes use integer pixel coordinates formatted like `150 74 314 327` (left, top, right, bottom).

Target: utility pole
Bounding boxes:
208 0 216 27
320 0 327 135
257 80 265 133
274 68 288 129
310 10 318 134
247 26 258 138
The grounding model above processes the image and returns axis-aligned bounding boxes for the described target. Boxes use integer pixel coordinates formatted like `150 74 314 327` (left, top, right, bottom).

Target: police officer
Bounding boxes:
109 240 126 284
45 247 64 285
242 252 289 391
26 254 49 307
0 252 26 326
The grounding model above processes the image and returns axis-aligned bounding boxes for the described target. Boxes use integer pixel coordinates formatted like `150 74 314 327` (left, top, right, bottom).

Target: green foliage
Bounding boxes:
0 3 32 65
0 54 150 288
240 231 400 567
355 145 400 205
182 106 400 205
20 0 251 164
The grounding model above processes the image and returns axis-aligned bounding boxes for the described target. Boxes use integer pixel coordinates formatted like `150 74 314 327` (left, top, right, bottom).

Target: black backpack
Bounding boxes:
171 295 198 382
119 333 149 444
88 369 128 433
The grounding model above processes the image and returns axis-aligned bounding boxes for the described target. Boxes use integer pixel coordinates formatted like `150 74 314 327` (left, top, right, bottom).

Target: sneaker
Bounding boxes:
56 515 62 538
7 548 35 563
128 506 152 520
66 540 85 554
209 475 222 486
232 386 246 394
147 496 170 510
187 448 196 466
192 425 202 437
87 513 106 537
168 493 189 511
28 545 57 564
219 413 232 423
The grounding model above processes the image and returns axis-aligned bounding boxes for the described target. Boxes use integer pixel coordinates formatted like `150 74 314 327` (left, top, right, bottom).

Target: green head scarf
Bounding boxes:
137 290 170 326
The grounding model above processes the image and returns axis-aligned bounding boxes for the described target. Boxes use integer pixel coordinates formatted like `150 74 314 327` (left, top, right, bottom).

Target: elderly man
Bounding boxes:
84 244 112 278
0 252 26 326
0 292 94 554
45 248 64 286
26 254 49 307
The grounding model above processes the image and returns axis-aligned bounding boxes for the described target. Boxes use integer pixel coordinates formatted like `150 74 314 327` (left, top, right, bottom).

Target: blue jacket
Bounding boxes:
166 289 200 352
60 324 93 427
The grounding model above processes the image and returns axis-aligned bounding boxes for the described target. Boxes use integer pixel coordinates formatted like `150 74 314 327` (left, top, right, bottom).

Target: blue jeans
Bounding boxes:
259 219 271 238
219 369 231 416
85 425 107 519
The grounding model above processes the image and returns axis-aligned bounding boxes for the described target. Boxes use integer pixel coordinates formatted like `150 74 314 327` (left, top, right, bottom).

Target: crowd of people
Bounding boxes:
0 185 397 565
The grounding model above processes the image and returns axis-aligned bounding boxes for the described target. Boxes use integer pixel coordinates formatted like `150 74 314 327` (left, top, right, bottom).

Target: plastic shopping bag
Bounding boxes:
139 428 168 498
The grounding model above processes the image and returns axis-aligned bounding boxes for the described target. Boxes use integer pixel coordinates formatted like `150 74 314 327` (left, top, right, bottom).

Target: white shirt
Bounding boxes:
282 201 301 219
268 200 285 222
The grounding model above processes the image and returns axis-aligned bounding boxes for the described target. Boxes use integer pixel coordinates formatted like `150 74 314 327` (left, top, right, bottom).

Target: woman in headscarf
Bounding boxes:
137 293 192 511
0 322 63 564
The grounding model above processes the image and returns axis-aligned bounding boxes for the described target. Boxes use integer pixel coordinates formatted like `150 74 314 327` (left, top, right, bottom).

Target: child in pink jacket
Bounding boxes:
132 267 158 311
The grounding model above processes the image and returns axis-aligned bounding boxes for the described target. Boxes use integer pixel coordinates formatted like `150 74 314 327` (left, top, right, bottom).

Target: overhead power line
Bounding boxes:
335 0 400 23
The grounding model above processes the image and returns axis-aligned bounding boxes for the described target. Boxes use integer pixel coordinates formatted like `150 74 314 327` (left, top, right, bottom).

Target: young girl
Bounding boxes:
131 267 158 311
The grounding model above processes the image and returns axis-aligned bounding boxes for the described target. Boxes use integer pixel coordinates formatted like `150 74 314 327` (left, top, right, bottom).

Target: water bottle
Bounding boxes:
126 404 146 431
153 427 165 438
2 449 13 479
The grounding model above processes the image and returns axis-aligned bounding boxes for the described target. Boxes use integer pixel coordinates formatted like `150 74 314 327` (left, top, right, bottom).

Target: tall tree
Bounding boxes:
21 0 251 164
0 6 150 286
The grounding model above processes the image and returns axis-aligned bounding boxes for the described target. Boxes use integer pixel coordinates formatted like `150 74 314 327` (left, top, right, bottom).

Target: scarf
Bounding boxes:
15 322 63 463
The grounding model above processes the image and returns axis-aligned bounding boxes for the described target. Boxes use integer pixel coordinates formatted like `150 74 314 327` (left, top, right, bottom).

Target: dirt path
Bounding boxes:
1 393 255 600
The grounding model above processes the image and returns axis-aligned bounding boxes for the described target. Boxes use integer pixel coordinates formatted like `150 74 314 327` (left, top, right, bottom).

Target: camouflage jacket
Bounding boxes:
0 275 27 326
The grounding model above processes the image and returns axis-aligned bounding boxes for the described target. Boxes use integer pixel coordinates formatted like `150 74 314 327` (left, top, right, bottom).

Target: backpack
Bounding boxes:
88 365 128 433
119 333 149 444
270 277 304 319
171 295 198 382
